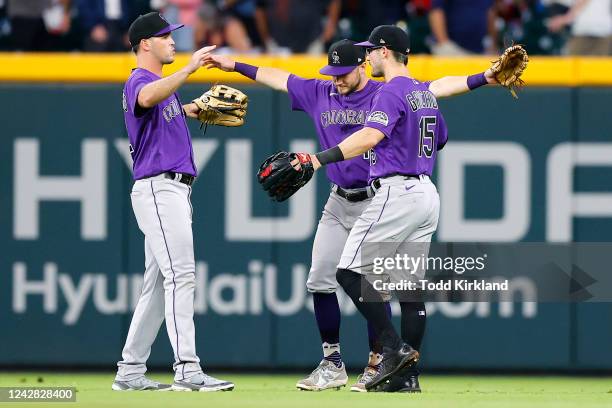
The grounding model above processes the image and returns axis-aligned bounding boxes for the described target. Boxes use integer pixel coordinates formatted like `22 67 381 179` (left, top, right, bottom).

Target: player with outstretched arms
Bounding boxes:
206 31 501 392
301 25 484 391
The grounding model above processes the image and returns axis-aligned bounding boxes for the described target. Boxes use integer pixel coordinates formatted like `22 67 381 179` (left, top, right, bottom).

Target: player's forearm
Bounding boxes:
338 127 385 159
233 62 289 92
428 76 470 98
313 127 383 169
429 71 494 98
256 67 290 92
138 68 191 108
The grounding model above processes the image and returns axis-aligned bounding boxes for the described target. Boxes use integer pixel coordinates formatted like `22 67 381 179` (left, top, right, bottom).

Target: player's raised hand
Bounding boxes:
186 45 217 74
204 54 236 72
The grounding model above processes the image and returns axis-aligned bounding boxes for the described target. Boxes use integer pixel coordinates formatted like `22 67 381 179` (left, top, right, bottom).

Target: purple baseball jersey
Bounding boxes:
287 74 383 189
123 68 197 180
365 76 448 180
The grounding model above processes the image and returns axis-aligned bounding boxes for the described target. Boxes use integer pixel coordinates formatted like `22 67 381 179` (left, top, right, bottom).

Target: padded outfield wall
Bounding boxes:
0 55 611 370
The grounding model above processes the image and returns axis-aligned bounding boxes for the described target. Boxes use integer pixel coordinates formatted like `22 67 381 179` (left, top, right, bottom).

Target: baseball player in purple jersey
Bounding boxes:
205 32 497 391
205 41 391 392
112 12 234 392
291 25 500 392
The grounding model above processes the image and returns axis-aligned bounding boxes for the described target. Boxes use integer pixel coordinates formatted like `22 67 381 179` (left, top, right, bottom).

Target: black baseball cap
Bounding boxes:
355 25 410 54
319 39 366 76
128 12 184 47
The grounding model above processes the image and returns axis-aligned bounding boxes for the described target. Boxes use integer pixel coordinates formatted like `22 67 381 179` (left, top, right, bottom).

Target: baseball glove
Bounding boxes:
257 151 315 202
490 45 529 98
192 84 248 126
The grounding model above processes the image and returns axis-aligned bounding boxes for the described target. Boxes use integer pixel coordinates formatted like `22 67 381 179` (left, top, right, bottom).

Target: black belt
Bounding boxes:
372 174 419 190
334 186 372 202
164 172 195 186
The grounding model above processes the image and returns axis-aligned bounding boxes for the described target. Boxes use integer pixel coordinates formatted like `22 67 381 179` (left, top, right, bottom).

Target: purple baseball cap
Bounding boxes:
355 25 411 54
128 12 184 47
319 39 366 76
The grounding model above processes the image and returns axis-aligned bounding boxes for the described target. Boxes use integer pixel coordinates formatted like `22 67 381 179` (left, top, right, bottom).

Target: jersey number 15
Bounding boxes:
418 116 436 158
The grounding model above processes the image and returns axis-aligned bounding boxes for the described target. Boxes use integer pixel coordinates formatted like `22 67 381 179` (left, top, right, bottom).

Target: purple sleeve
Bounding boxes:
437 114 449 150
364 90 405 138
431 0 446 9
126 73 153 115
287 74 321 113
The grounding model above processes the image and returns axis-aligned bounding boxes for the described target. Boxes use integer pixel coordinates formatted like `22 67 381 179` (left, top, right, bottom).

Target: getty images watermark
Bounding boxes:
359 243 612 302
370 252 508 292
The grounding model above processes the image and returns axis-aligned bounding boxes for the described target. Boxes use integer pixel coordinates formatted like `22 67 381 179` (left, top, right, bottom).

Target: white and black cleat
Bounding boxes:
111 376 172 391
296 360 348 391
172 373 235 392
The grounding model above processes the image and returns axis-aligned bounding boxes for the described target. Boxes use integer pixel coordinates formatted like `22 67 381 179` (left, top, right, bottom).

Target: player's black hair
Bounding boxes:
132 44 140 54
391 50 408 66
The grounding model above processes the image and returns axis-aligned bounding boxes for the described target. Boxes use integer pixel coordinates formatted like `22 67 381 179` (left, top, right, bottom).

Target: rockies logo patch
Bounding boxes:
332 50 340 64
367 111 389 126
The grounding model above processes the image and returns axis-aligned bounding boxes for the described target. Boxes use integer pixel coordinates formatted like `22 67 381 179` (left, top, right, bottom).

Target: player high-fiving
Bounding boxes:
114 12 241 393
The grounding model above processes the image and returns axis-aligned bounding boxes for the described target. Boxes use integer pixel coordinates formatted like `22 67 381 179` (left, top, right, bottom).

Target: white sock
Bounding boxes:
322 342 341 357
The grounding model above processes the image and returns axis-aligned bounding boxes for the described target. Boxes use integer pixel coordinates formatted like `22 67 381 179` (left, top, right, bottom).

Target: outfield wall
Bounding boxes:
1 81 612 370
1 54 612 85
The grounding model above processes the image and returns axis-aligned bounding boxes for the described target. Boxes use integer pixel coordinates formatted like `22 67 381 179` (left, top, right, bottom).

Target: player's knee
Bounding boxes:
336 268 359 289
164 271 195 290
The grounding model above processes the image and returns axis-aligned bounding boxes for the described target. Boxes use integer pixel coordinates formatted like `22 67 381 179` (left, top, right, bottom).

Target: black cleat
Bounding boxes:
374 368 421 393
364 343 419 391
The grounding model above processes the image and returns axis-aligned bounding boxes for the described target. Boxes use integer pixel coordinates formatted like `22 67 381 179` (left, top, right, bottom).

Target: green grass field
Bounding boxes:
0 372 610 408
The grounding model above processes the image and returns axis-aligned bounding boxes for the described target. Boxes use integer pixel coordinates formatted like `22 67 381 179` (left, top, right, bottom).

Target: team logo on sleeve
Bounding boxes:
367 111 389 126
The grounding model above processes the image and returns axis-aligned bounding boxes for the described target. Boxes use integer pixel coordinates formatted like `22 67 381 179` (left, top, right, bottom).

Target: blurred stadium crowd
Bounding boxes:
0 0 610 55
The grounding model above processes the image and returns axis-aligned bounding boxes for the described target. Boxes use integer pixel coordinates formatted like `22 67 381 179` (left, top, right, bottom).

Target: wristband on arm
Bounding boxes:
315 146 344 166
234 62 258 81
467 72 488 90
